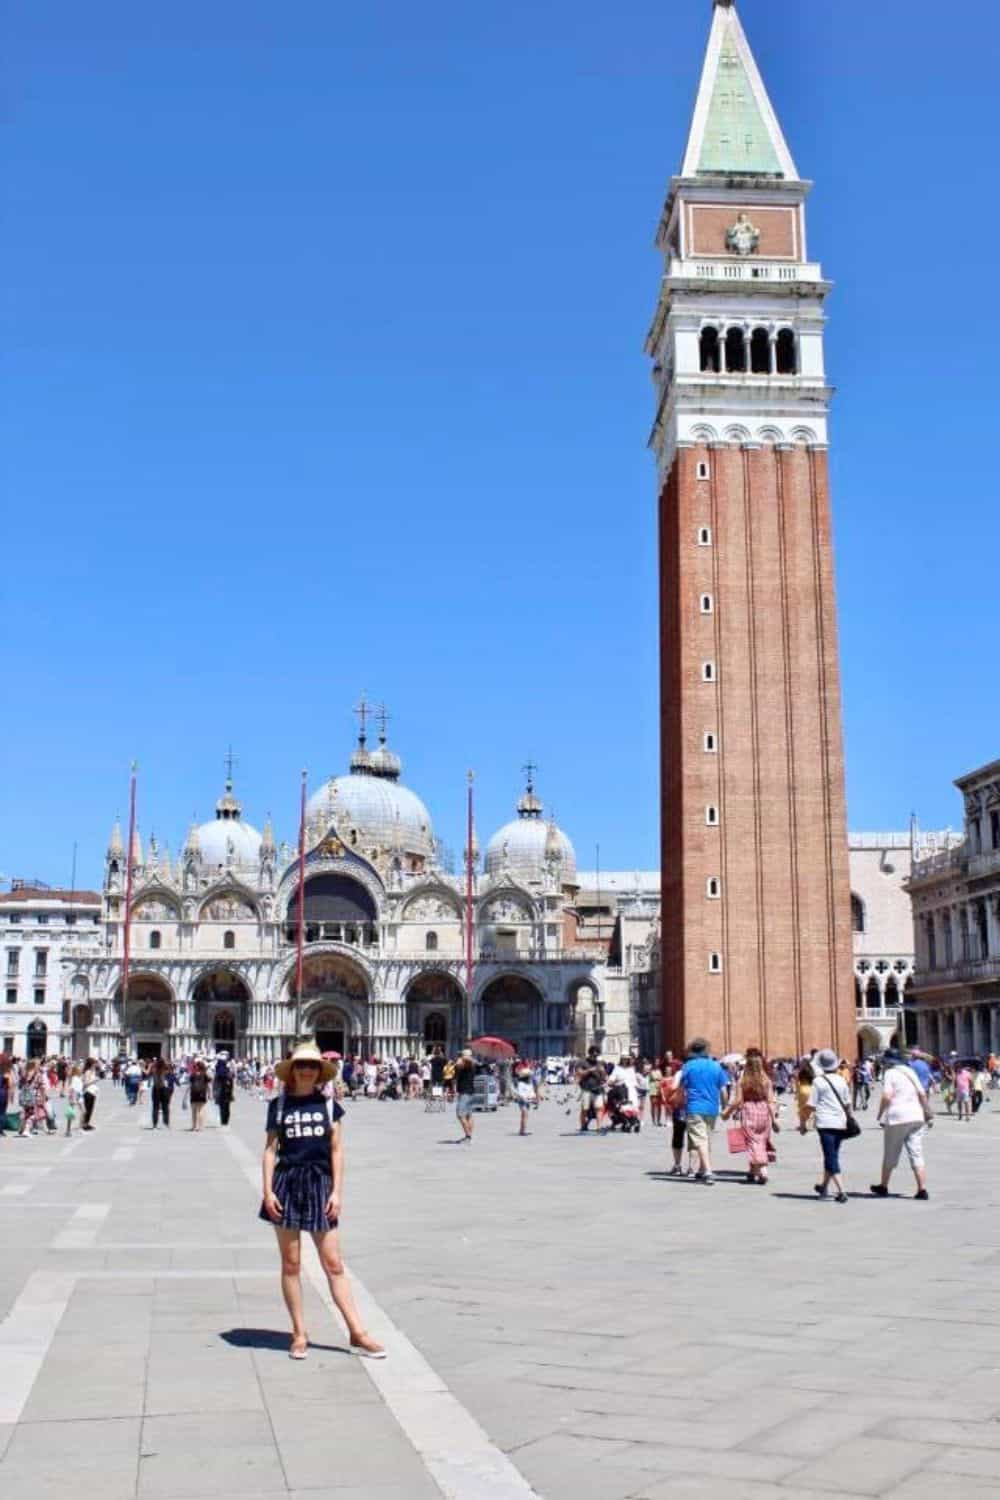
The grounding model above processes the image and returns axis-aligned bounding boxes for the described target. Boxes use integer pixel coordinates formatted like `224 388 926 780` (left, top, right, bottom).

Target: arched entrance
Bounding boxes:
858 1024 882 1059
405 972 464 1053
72 1004 93 1061
479 974 543 1055
192 969 250 1047
27 1019 47 1059
297 954 368 1053
118 974 173 1060
287 874 378 948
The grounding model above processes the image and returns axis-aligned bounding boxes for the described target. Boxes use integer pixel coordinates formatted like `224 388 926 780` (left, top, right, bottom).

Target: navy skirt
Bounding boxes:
259 1161 338 1232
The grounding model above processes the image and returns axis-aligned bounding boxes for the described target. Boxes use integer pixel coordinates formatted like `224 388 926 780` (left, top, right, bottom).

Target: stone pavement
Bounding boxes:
3 1083 1000 1499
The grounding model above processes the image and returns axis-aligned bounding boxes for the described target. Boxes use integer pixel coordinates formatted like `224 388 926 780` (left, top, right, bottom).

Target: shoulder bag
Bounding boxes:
824 1074 861 1139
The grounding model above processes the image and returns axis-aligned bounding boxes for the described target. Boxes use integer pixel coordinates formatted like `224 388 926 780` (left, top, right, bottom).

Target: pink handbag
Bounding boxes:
727 1123 748 1155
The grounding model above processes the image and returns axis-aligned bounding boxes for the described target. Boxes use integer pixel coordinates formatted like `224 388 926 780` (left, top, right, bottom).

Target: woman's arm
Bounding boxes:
328 1121 343 1219
262 1134 282 1220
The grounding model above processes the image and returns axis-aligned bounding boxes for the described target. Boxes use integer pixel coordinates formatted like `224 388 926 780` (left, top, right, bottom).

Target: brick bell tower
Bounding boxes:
648 0 855 1058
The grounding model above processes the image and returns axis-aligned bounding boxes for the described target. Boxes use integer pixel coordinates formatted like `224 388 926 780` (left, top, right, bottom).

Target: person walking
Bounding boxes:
954 1063 973 1121
214 1054 234 1127
454 1048 476 1142
972 1063 989 1115
679 1038 730 1185
81 1059 100 1130
65 1065 83 1136
260 1041 384 1361
723 1049 777 1184
514 1065 535 1135
648 1059 664 1128
871 1058 932 1201
577 1048 607 1133
150 1059 174 1129
189 1060 209 1131
795 1063 815 1133
806 1048 855 1203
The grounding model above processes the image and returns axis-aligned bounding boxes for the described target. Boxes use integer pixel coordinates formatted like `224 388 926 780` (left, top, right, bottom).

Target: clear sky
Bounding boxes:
4 0 998 890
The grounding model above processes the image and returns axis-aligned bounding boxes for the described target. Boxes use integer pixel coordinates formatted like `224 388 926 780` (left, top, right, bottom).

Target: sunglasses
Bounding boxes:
292 1061 320 1070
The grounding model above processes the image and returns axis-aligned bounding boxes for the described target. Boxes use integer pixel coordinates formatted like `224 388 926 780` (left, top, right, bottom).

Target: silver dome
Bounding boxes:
307 773 434 859
484 816 576 885
196 816 262 869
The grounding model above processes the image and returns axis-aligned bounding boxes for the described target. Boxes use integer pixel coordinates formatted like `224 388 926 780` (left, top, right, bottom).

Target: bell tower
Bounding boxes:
649 0 855 1057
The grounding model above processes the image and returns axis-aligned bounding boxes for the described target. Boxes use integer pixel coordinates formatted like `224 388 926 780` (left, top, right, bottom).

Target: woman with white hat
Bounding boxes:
260 1042 385 1361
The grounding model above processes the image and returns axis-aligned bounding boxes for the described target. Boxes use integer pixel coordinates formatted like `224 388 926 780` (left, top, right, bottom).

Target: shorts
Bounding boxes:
456 1094 474 1118
671 1115 687 1152
882 1121 925 1171
685 1113 716 1149
580 1091 605 1113
818 1127 843 1175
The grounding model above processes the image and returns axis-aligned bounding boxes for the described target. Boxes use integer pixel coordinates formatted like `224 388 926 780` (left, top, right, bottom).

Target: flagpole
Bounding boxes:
295 769 307 1045
465 770 475 1044
121 762 138 1052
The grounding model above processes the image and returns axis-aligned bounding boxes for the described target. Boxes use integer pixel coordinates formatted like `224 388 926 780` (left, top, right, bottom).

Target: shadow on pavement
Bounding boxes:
220 1327 350 1354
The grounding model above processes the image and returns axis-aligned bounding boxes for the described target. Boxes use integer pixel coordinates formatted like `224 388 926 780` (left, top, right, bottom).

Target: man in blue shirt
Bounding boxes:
679 1039 730 1184
907 1050 933 1092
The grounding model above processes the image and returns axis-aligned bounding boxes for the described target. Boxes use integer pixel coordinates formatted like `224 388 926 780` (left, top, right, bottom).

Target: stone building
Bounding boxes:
907 759 1000 1056
63 726 628 1061
650 0 855 1057
1 882 102 1058
849 834 918 1055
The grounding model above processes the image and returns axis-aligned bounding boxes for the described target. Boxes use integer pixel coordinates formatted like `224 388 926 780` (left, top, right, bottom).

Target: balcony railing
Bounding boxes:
917 956 1000 987
855 1007 900 1022
670 257 823 285
967 849 1000 880
283 923 379 949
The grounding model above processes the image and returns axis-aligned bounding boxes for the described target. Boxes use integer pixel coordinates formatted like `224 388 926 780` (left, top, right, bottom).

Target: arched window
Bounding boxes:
750 327 772 374
706 805 719 827
699 326 721 373
707 876 721 899
709 952 723 974
704 732 717 753
702 661 716 683
725 326 747 373
223 930 235 950
700 594 713 614
150 930 161 950
776 329 797 374
425 931 438 952
850 894 865 934
698 526 712 546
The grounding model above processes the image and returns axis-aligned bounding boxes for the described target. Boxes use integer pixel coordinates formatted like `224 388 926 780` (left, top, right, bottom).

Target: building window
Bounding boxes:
223 930 235 950
850 894 865 934
425 931 438 952
697 462 711 481
702 661 716 683
706 805 719 826
709 952 723 973
34 988 45 1006
704 732 717 753
8 914 18 923
707 877 721 899
150 930 161 950
36 914 48 925
34 951 47 978
992 810 1000 850
700 594 714 614
699 327 721 374
776 328 798 375
3 1035 13 1053
65 914 76 926
698 526 712 545
725 326 747 374
5 989 15 1006
750 326 772 374
6 951 19 977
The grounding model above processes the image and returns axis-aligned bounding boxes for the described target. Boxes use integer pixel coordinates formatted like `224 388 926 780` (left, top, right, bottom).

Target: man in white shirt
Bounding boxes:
871 1062 930 1201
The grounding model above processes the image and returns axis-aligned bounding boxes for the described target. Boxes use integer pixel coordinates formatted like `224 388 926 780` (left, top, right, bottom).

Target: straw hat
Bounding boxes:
275 1042 336 1085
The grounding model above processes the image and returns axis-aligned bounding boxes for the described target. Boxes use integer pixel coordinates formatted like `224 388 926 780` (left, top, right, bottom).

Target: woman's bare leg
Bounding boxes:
312 1229 382 1352
275 1229 307 1347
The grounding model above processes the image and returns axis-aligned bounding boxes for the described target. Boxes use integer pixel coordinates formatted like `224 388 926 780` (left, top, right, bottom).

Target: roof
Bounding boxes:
681 2 798 180
575 872 660 895
0 887 101 905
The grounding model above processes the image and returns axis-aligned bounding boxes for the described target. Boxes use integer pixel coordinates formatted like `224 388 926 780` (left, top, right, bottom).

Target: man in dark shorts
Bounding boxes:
454 1048 476 1142
577 1048 607 1133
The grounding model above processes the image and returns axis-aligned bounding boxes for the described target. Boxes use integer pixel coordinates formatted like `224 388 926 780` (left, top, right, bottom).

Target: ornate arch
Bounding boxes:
303 995 367 1037
473 966 545 1007
198 880 260 921
722 423 753 445
402 967 468 1004
790 425 820 447
271 944 375 1002
756 425 785 446
689 423 720 445
400 880 464 921
276 855 385 923
130 885 182 920
116 969 178 1005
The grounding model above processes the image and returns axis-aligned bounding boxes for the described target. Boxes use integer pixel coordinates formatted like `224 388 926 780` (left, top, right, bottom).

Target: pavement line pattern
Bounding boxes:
221 1125 539 1500
0 1271 76 1423
51 1202 110 1250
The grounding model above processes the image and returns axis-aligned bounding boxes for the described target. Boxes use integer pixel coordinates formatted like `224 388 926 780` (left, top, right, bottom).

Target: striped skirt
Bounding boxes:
259 1161 337 1232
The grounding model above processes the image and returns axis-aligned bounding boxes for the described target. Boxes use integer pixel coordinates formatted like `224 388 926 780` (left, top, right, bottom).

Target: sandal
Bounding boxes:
289 1336 309 1360
350 1331 386 1360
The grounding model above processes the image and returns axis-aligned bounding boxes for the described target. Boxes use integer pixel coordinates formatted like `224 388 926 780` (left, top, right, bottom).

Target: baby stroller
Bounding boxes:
604 1081 641 1133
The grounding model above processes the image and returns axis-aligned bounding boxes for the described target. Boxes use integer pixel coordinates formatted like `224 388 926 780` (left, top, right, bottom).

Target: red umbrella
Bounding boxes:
469 1036 516 1061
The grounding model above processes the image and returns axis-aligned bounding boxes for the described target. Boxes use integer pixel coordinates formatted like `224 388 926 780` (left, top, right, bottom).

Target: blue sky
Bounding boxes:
3 0 997 889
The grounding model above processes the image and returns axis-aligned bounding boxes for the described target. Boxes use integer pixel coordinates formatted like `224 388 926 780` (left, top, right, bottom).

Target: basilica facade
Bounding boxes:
64 726 623 1062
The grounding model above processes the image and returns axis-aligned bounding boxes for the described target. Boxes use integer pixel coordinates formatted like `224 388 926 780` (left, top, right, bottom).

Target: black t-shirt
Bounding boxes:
454 1059 476 1096
430 1056 446 1085
266 1092 344 1168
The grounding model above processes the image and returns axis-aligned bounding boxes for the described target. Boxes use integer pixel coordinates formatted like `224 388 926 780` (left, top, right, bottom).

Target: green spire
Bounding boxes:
699 37 782 174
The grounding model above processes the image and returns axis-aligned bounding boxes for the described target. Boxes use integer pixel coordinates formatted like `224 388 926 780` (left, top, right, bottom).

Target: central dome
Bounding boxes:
188 778 262 869
307 726 434 861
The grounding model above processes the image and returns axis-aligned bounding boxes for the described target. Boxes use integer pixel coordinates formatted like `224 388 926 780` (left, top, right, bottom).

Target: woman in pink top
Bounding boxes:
955 1065 973 1121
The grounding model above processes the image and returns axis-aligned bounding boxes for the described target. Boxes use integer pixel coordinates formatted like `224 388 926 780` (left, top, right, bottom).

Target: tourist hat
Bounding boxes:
816 1047 839 1072
275 1042 336 1085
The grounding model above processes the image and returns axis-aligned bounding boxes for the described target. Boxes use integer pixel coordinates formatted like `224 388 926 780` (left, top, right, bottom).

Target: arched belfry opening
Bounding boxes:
286 873 378 947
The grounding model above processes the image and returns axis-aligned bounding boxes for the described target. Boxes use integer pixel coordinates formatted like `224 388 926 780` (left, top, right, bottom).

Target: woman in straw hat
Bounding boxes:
260 1042 385 1360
